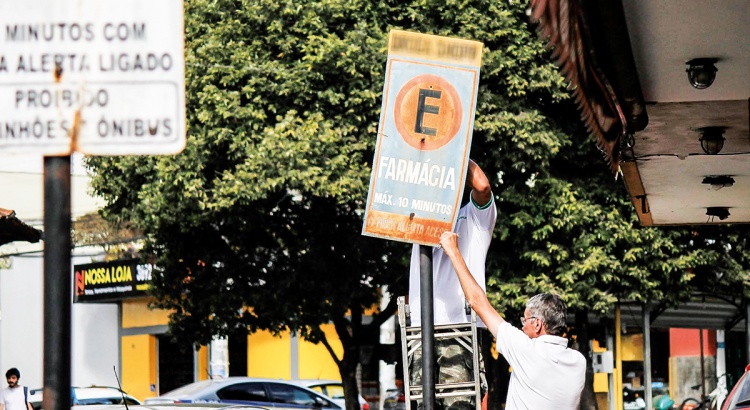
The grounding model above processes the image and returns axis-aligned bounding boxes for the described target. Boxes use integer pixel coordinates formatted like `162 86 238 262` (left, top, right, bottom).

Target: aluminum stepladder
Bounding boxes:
397 296 481 410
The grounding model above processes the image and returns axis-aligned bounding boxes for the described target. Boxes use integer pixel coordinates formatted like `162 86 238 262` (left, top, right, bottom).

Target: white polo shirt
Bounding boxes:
495 322 586 410
408 195 496 326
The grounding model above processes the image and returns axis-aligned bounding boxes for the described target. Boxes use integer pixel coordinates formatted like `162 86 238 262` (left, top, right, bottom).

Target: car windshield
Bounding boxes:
162 380 225 396
76 398 140 405
727 373 750 409
319 385 344 400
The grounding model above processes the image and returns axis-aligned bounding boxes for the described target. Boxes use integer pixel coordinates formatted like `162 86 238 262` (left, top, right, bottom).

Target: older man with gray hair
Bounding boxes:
439 232 585 410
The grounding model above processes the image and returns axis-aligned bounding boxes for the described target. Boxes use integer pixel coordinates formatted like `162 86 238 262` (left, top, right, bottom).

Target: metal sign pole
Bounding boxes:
419 245 435 410
43 155 72 410
643 305 652 410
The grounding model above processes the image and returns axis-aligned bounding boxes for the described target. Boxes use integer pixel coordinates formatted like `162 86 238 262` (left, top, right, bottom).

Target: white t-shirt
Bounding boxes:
408 195 496 326
495 322 586 410
0 386 29 410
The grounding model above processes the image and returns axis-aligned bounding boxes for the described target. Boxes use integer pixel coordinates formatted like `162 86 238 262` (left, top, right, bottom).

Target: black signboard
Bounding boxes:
73 259 151 303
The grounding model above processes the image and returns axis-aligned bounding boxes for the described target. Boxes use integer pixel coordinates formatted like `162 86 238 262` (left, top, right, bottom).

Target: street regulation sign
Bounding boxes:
362 30 483 246
0 0 186 155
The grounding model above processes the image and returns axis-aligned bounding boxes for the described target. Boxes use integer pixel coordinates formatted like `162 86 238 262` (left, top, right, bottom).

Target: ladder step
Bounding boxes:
405 332 472 340
409 382 478 390
406 324 472 331
410 391 480 400
398 299 481 410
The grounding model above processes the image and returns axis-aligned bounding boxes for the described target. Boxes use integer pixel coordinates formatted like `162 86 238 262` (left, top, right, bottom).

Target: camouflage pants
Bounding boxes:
409 339 485 410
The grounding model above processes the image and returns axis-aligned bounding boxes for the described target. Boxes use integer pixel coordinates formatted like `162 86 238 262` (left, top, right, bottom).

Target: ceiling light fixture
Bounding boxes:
698 126 726 155
702 175 735 190
706 207 730 222
624 133 635 148
686 58 719 89
621 133 636 162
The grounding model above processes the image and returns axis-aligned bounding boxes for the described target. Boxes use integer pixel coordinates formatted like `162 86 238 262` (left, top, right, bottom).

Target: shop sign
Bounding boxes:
73 259 152 303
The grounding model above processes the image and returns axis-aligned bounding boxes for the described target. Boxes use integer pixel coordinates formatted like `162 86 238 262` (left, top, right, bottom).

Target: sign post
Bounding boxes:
362 30 482 410
0 3 185 410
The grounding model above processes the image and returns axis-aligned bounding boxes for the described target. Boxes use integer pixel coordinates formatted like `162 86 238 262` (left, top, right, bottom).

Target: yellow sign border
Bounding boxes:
388 30 483 68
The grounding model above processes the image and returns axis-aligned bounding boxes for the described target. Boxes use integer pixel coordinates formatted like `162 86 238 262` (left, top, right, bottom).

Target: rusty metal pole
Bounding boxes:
43 155 71 410
699 328 705 398
419 245 435 410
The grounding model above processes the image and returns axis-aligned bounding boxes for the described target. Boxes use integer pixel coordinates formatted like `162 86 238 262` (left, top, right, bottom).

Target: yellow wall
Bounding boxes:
248 331 292 379
298 324 341 380
120 299 344 388
592 339 609 393
622 333 644 361
198 345 209 381
122 334 156 402
121 299 170 328
247 325 344 381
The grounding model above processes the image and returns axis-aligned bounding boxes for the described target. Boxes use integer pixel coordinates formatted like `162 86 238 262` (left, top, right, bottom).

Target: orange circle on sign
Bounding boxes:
393 74 463 151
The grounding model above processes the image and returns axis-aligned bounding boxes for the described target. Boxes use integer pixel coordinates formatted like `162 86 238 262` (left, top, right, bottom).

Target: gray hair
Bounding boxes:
526 293 567 336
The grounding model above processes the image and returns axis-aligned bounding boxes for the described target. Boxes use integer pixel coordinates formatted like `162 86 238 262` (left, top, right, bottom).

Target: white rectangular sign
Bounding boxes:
0 0 186 155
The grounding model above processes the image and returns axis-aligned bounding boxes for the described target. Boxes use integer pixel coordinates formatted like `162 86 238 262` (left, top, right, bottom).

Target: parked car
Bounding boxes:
144 378 341 410
287 380 368 410
28 386 142 410
75 404 267 410
722 364 750 410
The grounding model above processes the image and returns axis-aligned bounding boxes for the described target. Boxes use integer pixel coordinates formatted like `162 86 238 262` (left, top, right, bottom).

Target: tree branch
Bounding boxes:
319 330 342 366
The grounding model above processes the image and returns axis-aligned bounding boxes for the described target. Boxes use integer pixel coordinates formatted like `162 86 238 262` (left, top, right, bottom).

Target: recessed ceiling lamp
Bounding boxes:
702 175 735 190
698 126 726 155
686 58 719 89
621 133 636 162
706 207 730 222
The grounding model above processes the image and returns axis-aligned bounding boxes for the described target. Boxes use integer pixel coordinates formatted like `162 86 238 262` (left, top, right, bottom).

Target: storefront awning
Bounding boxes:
582 295 748 332
0 208 43 246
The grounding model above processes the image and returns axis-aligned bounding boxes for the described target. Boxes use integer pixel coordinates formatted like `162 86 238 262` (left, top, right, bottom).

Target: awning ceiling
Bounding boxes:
0 208 43 246
530 0 750 226
577 296 747 332
617 296 746 332
531 0 750 333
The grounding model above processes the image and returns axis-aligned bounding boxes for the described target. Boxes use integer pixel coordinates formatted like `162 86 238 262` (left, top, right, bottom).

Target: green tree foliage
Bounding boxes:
86 0 750 408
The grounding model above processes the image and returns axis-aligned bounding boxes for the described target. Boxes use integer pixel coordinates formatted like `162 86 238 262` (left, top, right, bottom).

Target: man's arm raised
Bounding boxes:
439 232 504 337
466 159 492 207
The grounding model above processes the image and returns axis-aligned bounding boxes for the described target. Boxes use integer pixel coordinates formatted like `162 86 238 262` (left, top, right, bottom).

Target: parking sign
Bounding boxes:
362 30 483 245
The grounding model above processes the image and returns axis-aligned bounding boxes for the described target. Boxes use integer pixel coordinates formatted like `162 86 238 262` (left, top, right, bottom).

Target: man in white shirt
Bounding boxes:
439 232 586 410
0 368 33 410
408 159 497 410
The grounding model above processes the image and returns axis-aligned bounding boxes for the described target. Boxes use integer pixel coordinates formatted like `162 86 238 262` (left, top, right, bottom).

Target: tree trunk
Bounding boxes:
339 355 360 410
339 339 362 410
331 300 399 410
575 309 598 410
328 313 363 410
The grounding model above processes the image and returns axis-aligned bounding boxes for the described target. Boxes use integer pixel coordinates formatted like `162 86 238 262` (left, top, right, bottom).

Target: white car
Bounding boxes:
28 386 142 409
144 377 340 410
288 380 368 410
